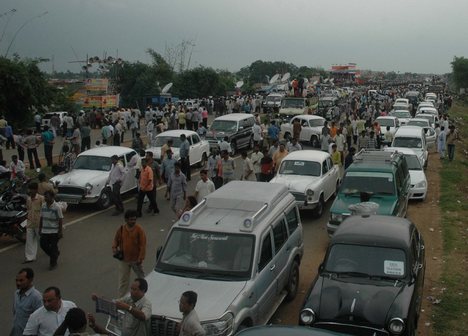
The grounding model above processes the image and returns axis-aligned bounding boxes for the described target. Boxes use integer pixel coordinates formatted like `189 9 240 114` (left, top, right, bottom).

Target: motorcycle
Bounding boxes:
0 178 28 243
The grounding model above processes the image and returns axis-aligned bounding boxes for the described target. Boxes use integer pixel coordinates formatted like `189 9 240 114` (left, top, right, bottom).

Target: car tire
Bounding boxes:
313 195 325 218
97 188 112 209
231 141 237 155
285 261 300 302
310 135 319 148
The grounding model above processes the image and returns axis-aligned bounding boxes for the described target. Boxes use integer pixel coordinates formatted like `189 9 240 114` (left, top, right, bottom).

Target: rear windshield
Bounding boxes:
393 137 422 148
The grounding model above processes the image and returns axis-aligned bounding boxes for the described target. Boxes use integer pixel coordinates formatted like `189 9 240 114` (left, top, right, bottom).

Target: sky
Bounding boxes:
1 0 467 75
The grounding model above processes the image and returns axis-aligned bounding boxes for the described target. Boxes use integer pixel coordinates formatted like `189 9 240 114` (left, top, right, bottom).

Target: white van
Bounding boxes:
391 126 428 168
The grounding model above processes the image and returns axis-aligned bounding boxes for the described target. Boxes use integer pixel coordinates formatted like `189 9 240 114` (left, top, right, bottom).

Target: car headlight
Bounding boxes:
331 213 343 223
300 308 316 325
52 180 60 187
415 180 427 188
306 189 314 197
202 312 233 336
85 183 93 194
388 317 405 334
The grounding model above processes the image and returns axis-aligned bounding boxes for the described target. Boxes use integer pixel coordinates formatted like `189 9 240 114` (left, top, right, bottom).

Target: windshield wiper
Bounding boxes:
333 271 371 278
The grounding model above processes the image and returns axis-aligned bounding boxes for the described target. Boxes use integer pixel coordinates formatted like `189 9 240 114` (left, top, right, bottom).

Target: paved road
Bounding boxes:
0 142 333 334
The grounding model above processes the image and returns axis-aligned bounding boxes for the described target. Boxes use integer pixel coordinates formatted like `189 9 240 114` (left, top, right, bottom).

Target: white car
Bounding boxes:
389 110 412 125
147 130 210 167
384 147 427 200
416 106 439 119
395 98 410 105
391 126 428 169
375 116 400 136
280 115 326 148
414 113 438 129
417 101 435 112
50 146 138 209
406 119 436 149
270 150 340 218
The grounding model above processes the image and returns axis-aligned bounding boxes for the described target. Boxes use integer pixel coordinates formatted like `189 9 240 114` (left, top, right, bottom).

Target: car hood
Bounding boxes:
332 195 396 215
148 147 180 160
270 175 320 193
317 276 403 326
51 169 109 187
145 271 246 321
409 170 426 185
206 130 235 139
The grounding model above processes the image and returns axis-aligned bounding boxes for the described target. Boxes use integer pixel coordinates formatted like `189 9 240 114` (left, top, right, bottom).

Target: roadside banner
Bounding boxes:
84 78 109 92
81 94 119 108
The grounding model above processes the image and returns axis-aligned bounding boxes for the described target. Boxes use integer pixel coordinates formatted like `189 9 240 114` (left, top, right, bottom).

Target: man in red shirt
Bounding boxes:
136 159 159 217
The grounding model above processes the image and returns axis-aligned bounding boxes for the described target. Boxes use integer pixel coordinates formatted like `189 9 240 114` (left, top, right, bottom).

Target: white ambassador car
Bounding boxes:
385 147 427 200
280 115 326 148
270 150 340 218
50 147 138 209
147 130 210 167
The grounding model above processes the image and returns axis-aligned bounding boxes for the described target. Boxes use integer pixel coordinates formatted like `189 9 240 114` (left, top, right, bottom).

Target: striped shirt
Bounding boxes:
40 202 64 234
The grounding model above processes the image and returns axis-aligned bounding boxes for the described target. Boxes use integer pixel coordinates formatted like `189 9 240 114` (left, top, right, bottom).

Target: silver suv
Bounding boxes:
144 181 303 335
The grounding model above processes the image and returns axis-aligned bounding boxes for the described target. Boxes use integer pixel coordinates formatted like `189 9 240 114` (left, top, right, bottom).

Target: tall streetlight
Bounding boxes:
4 11 48 57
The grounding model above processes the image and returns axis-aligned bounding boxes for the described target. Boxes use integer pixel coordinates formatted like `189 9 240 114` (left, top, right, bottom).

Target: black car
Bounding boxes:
300 215 425 336
237 325 350 336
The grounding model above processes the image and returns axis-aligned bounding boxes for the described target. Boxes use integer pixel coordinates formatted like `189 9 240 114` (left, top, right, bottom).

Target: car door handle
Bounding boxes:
270 264 276 271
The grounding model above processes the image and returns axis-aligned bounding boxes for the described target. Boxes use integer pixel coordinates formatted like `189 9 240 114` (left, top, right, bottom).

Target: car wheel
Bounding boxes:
285 261 300 302
310 135 319 148
231 141 237 155
97 188 112 209
313 195 325 218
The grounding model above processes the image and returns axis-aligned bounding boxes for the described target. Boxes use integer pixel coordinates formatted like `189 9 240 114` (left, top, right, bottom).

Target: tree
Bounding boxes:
173 66 233 98
0 57 55 128
451 56 468 90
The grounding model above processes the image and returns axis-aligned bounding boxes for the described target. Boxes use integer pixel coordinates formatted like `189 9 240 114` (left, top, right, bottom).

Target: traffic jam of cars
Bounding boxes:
45 82 447 336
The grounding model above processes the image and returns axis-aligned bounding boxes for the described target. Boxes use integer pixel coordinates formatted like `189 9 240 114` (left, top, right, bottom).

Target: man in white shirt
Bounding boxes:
287 138 302 152
252 122 262 147
107 155 126 215
23 286 76 336
179 291 205 336
250 144 263 181
194 169 215 203
219 137 232 154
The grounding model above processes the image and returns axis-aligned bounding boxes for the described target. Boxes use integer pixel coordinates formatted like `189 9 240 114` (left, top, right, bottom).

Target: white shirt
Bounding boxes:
250 151 263 174
23 300 76 336
195 179 215 203
252 124 262 141
335 134 345 151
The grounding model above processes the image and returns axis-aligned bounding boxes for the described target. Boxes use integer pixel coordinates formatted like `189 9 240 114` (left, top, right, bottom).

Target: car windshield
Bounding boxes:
391 111 411 118
281 99 305 108
210 120 237 132
404 155 422 170
407 120 428 127
309 119 325 127
376 118 394 127
153 136 182 148
340 172 395 195
279 160 321 177
73 155 112 171
416 115 435 124
266 96 282 103
393 137 422 148
319 100 334 107
325 244 407 279
156 229 255 281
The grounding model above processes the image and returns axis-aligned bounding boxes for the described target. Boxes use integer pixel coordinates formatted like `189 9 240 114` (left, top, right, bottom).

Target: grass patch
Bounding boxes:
432 101 468 335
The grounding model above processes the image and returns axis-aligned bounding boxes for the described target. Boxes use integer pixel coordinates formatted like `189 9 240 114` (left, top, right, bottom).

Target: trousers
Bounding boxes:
118 261 144 298
25 228 39 261
40 233 59 266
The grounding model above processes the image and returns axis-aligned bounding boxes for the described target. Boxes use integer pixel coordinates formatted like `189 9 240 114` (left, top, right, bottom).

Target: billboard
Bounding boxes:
84 78 109 92
81 95 119 108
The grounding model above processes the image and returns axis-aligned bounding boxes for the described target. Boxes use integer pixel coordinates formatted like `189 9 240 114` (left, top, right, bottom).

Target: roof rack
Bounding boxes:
178 199 207 226
354 149 399 163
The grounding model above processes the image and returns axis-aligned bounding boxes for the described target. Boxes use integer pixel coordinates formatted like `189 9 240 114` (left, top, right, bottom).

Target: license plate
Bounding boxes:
64 199 80 205
20 220 27 228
